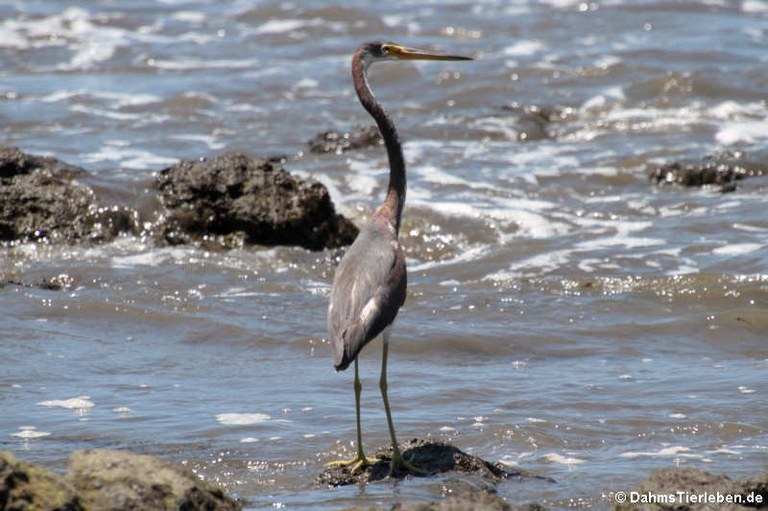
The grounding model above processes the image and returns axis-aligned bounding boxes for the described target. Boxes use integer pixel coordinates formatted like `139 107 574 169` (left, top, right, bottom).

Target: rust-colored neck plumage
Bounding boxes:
352 46 406 233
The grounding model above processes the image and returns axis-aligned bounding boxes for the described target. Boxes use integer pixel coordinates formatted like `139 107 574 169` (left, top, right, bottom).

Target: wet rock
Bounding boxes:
0 145 141 245
0 450 82 511
0 273 75 291
66 449 240 511
316 437 544 487
155 152 358 250
308 125 383 154
0 449 240 511
741 471 768 506
612 467 763 511
501 102 573 142
649 150 768 192
0 144 86 180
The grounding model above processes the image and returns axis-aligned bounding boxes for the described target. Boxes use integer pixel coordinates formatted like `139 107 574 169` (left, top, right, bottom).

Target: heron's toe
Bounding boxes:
325 455 379 472
389 453 428 477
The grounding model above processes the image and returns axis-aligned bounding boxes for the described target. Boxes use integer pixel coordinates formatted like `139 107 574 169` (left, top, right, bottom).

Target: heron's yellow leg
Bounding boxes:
379 330 427 476
326 358 379 472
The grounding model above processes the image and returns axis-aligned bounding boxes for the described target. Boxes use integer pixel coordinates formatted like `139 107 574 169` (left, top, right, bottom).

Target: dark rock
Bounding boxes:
66 449 240 511
154 152 358 250
0 145 141 245
612 467 759 511
0 450 83 511
0 273 74 291
1 449 240 511
308 125 383 154
649 150 768 192
316 437 547 488
740 471 768 507
39 273 76 291
0 145 86 180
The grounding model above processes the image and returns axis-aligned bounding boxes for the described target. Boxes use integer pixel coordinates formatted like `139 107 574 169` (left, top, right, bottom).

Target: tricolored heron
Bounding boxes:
327 41 472 476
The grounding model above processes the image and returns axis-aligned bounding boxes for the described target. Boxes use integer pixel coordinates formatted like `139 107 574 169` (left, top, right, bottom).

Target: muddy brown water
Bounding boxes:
1 1 767 509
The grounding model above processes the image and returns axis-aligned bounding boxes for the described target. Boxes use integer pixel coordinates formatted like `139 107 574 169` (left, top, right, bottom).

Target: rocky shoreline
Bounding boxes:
0 144 357 251
2 446 766 511
2 142 767 254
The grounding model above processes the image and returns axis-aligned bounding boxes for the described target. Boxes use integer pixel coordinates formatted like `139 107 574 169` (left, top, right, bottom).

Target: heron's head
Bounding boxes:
359 41 473 68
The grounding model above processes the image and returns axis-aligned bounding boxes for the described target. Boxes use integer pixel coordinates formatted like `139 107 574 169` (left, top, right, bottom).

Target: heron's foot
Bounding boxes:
326 455 380 473
389 450 428 477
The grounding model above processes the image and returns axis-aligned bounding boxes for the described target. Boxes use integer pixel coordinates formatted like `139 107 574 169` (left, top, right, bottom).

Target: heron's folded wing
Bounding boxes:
328 222 406 370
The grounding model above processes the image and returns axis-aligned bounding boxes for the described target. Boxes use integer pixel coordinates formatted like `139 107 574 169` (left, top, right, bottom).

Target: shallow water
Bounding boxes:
1 1 767 509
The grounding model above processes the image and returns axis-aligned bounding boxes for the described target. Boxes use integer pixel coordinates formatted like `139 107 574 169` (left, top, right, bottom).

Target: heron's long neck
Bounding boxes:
352 54 405 233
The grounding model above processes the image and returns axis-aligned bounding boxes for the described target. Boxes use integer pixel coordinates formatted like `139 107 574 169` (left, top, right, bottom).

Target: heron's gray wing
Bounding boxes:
328 218 406 371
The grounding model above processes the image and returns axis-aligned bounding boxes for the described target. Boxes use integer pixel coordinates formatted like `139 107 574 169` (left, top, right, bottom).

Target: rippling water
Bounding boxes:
2 1 767 509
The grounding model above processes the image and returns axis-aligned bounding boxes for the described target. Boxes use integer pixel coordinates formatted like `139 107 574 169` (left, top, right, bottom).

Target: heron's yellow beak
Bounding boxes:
382 43 473 61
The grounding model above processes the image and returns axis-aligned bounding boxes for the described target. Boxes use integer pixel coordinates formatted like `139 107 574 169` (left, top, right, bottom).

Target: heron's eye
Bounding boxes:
381 44 392 55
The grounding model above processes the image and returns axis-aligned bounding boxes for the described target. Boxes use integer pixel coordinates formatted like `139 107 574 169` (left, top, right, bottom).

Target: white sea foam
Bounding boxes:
40 89 161 108
111 247 197 268
620 446 696 459
543 452 586 465
254 19 308 35
216 413 272 426
55 7 128 70
540 0 584 7
710 448 741 455
502 40 546 57
149 57 257 71
0 7 92 51
170 134 226 151
713 243 764 257
38 396 95 410
743 0 768 12
486 249 571 280
293 78 319 89
468 116 521 141
409 244 490 272
581 86 626 111
172 11 207 24
345 159 380 197
416 164 472 186
716 119 768 145
12 426 51 439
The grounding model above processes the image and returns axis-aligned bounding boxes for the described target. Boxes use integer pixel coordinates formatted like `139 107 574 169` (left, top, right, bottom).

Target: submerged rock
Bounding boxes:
316 437 544 487
308 125 383 154
0 145 141 245
0 449 241 511
0 273 75 291
501 102 573 142
649 150 768 192
155 152 358 250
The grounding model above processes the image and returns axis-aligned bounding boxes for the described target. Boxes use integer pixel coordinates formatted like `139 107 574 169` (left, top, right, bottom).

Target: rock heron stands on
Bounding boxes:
327 41 472 476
